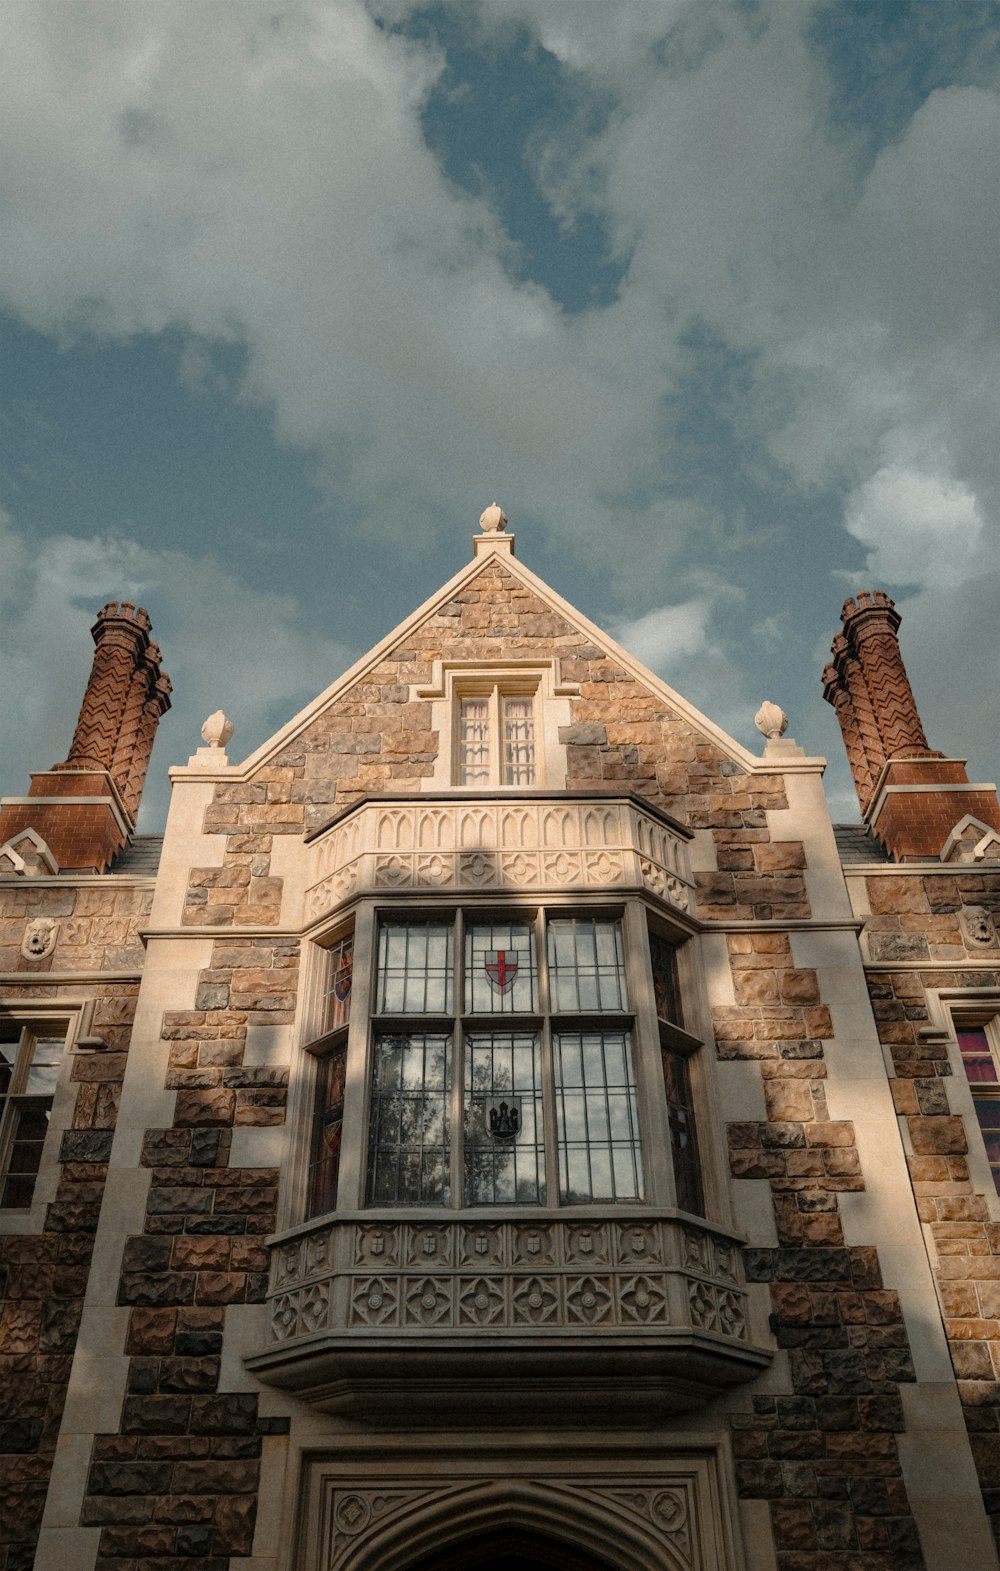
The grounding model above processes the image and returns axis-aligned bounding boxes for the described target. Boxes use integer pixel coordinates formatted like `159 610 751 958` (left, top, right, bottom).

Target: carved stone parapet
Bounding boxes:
306 795 694 923
246 1210 769 1421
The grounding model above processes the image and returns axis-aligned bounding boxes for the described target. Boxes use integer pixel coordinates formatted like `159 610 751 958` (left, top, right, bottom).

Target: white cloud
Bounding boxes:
612 577 754 740
843 461 985 589
0 510 352 826
0 0 996 813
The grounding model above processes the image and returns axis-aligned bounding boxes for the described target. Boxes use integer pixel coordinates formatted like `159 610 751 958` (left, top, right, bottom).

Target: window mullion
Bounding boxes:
338 906 377 1211
537 909 559 1207
489 686 500 788
451 910 464 1208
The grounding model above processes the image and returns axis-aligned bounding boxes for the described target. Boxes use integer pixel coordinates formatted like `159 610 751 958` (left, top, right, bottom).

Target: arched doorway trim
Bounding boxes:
333 1478 692 1571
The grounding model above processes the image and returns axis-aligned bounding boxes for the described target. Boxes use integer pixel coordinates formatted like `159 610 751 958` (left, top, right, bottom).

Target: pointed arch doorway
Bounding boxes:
407 1528 617 1571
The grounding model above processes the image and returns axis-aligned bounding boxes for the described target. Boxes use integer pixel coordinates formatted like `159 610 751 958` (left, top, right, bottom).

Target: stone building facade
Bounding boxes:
1 513 998 1571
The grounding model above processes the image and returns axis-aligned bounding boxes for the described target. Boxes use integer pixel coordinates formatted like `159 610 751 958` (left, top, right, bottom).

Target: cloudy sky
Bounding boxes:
2 0 998 829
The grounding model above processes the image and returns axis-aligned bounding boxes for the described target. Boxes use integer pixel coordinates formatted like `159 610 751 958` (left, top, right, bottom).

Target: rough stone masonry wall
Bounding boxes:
78 934 294 1569
722 932 924 1569
861 866 1000 1551
0 877 149 1571
85 560 925 1568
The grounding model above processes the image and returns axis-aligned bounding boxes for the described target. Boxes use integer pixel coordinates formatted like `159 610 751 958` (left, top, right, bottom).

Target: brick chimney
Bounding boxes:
824 590 1000 860
0 603 171 873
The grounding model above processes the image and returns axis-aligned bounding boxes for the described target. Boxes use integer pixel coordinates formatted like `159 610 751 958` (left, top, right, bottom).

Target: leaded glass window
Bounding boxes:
554 1030 642 1203
465 920 537 1013
308 1043 347 1218
376 920 453 1014
662 1048 704 1216
454 685 537 786
465 1031 544 1204
548 917 628 1012
0 1024 69 1210
367 1032 451 1205
502 695 535 786
649 932 682 1026
458 697 491 786
957 1022 1000 1197
323 933 354 1034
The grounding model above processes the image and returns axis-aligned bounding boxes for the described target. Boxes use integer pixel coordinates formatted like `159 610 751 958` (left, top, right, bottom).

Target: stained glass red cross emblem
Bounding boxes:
484 950 520 994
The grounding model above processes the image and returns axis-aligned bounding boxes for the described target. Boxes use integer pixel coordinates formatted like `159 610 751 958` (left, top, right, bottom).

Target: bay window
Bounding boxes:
306 905 705 1220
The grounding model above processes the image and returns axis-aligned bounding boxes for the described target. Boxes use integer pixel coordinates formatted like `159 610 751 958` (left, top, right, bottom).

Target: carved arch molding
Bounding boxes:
299 1455 738 1571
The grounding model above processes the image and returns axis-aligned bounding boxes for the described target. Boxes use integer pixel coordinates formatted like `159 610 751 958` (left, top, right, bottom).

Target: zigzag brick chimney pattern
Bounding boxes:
824 590 1000 860
0 603 170 874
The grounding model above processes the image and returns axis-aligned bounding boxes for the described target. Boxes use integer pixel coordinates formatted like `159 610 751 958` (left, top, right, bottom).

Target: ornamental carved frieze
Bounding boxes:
265 1213 749 1345
319 1473 703 1571
307 796 693 921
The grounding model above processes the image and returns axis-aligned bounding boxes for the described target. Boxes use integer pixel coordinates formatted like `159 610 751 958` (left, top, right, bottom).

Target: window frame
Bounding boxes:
951 1006 1000 1201
918 987 1000 1220
452 675 541 789
0 1003 87 1229
295 896 716 1224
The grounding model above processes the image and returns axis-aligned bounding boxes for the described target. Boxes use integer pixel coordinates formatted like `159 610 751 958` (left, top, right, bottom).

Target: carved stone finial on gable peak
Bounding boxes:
201 711 235 749
188 710 235 767
479 502 507 533
754 702 788 741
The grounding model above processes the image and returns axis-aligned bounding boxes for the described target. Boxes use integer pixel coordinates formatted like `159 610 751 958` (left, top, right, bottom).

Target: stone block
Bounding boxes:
174 1089 236 1128
88 1462 174 1496
59 1129 114 1164
170 1459 259 1494
126 1309 177 1355
906 1115 967 1155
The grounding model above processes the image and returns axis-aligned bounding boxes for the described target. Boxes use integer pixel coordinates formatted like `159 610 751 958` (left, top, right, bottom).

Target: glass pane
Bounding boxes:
465 921 538 1013
649 933 682 1025
323 935 354 1034
958 1028 998 1085
662 1049 705 1216
554 1030 642 1203
307 1045 347 1218
973 1097 1000 1197
366 1033 451 1205
464 1032 544 1205
502 696 535 786
0 1102 50 1209
0 1042 15 1096
547 918 628 1013
459 697 491 786
25 1037 66 1095
376 921 453 1014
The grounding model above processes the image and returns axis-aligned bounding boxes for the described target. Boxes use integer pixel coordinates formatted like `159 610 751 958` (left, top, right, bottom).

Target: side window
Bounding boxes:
648 928 705 1218
0 1022 70 1210
305 931 353 1218
955 1017 1000 1197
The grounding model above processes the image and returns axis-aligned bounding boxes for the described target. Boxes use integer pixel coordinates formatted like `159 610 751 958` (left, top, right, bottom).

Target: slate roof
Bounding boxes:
110 834 164 875
833 824 892 865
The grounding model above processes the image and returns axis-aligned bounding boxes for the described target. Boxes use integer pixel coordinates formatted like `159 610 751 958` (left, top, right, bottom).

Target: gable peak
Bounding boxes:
474 501 514 559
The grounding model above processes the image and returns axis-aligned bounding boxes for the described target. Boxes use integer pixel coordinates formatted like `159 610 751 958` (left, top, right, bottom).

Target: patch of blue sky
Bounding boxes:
383 5 627 314
0 315 323 564
810 0 1000 159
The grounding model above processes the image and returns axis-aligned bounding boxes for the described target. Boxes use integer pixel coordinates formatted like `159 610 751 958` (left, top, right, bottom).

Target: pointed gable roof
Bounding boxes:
183 526 817 783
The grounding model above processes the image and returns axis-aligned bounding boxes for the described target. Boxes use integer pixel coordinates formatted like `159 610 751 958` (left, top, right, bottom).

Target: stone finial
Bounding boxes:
754 702 788 741
479 503 507 533
201 711 234 749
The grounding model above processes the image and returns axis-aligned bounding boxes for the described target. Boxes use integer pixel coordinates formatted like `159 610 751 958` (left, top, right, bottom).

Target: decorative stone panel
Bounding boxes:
306 794 693 921
247 1210 767 1420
